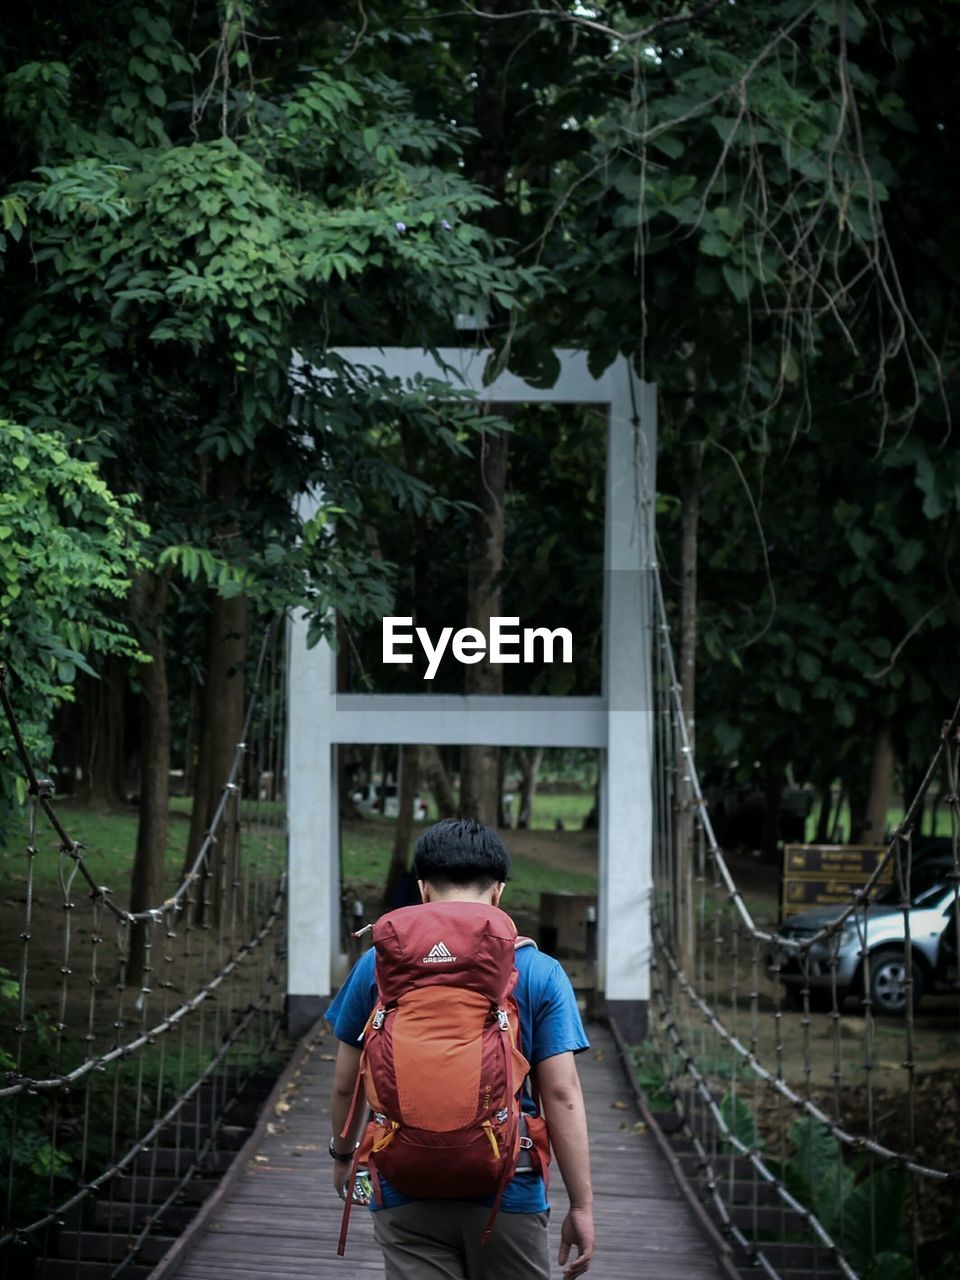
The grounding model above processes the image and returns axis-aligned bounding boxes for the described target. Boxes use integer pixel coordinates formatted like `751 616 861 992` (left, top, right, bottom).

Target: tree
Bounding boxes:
0 423 145 807
0 1 539 905
382 745 421 909
415 0 959 842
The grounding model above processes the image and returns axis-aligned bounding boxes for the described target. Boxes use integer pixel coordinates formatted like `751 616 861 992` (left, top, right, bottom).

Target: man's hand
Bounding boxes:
558 1206 594 1278
329 1042 364 1198
537 1052 595 1276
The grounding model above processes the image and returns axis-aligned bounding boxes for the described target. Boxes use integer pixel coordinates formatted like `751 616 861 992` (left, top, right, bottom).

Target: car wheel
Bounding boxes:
866 948 923 1016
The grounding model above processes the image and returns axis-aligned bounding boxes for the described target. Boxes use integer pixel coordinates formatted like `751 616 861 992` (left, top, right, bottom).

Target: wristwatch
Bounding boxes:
329 1137 356 1163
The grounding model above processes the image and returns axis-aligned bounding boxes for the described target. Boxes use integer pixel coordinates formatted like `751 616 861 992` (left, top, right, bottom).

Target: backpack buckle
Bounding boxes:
519 1136 534 1150
372 1008 386 1031
496 1008 509 1032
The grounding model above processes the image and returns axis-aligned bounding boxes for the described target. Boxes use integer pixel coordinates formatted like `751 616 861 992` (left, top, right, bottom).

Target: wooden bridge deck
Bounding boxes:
153 1020 731 1280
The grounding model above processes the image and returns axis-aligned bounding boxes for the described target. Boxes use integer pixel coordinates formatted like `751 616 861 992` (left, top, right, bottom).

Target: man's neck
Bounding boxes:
419 880 504 908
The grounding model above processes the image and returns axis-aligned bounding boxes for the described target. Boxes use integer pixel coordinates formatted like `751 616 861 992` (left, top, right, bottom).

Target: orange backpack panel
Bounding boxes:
336 901 539 1255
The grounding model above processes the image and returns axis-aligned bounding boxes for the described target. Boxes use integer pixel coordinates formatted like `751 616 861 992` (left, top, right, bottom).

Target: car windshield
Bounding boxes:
875 858 955 908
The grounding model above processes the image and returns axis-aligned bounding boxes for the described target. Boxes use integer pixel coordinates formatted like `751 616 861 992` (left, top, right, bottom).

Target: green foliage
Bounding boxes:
0 5 541 667
783 1116 916 1278
2 59 72 162
0 963 74 1221
367 0 959 801
0 965 18 1072
786 1115 857 1227
719 1089 762 1151
0 965 17 1003
0 1109 73 1182
629 1042 676 1113
0 422 146 802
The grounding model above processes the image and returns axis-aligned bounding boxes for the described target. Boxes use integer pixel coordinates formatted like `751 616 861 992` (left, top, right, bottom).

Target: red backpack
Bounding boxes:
337 901 550 1255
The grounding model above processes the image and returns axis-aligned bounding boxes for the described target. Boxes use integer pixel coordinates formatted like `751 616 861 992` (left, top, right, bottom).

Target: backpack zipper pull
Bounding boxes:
353 923 374 938
481 1119 500 1159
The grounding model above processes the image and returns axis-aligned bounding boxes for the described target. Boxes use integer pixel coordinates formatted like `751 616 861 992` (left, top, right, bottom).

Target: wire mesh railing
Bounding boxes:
0 626 288 1280
648 571 960 1280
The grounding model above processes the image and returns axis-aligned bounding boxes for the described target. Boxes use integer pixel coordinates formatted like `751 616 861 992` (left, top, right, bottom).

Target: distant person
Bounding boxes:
326 817 595 1278
389 865 421 909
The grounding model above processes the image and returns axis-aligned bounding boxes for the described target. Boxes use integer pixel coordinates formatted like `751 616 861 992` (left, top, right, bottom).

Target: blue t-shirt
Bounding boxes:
326 943 589 1213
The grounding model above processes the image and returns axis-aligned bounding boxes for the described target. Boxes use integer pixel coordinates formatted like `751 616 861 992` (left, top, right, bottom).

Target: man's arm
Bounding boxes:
536 1050 595 1279
329 1042 364 1195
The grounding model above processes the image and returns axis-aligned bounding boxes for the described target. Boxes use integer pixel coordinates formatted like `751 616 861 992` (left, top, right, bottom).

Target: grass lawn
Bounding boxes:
804 798 954 844
0 797 592 909
0 798 285 899
0 801 189 895
502 849 597 915
419 790 594 831
524 790 594 831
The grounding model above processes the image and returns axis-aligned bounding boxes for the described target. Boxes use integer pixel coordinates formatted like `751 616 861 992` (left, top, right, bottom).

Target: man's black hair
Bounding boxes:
413 818 511 889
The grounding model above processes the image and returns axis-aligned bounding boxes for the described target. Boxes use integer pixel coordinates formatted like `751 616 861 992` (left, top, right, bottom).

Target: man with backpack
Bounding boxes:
326 817 595 1279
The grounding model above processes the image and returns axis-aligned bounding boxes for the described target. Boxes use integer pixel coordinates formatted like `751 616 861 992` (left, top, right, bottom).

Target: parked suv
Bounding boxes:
768 842 958 1015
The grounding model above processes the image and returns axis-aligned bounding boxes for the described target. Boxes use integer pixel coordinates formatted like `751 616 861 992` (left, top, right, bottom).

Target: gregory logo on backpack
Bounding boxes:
423 940 457 963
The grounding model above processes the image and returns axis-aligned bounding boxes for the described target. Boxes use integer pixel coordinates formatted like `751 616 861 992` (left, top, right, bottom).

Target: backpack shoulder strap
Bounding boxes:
515 936 538 951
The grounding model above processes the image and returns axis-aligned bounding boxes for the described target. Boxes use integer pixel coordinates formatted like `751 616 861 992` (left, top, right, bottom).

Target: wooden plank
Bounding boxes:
159 1022 731 1279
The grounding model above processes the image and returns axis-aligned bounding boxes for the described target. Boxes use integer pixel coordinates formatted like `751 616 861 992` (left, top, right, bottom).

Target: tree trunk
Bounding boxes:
516 747 543 830
80 655 128 807
830 786 847 843
497 749 510 827
338 748 361 820
184 588 247 920
460 425 509 826
420 744 456 819
459 5 513 828
583 774 600 831
383 745 421 908
863 721 895 845
679 440 703 764
904 767 931 837
127 572 171 988
369 745 382 790
183 461 248 922
761 767 783 864
815 780 835 843
846 737 875 846
814 768 839 849
336 616 360 819
182 679 198 798
676 439 703 969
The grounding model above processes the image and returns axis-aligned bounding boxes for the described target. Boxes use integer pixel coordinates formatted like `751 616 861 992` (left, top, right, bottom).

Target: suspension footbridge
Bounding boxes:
3 594 957 1279
2 364 958 1278
147 1021 734 1280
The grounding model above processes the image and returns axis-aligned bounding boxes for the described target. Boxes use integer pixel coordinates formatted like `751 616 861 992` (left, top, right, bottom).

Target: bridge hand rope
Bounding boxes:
0 623 273 927
0 624 288 1276
648 564 960 1279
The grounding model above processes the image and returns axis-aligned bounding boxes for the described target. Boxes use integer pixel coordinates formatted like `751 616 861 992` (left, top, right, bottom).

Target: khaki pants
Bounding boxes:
372 1202 551 1280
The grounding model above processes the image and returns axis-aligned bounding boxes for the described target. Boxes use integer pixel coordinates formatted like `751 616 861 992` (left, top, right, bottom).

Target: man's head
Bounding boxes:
413 818 510 905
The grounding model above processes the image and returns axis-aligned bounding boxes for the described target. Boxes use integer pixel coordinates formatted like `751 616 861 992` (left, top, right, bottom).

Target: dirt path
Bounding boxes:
499 825 598 876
